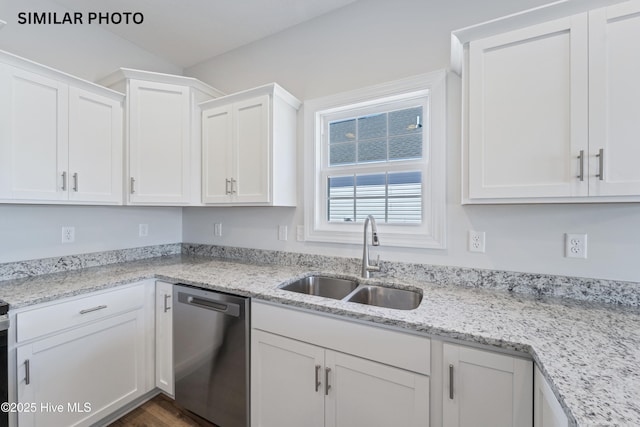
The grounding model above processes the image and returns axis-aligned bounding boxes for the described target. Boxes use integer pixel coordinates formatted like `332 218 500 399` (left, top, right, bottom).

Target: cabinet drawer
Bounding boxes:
17 284 146 342
252 301 430 375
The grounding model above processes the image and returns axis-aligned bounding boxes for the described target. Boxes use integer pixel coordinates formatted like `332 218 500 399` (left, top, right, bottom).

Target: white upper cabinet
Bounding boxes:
100 68 223 206
466 15 589 202
0 52 123 204
68 86 123 203
588 2 640 196
201 83 300 206
463 1 640 203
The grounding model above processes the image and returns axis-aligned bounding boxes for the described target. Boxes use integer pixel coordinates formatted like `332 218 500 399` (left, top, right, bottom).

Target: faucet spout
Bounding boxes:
362 215 381 278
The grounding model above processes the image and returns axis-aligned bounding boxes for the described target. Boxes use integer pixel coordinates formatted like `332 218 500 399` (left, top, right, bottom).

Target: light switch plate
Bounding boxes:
278 225 288 241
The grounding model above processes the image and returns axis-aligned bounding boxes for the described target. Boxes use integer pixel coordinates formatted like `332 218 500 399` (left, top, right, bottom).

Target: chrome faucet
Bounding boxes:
362 215 381 278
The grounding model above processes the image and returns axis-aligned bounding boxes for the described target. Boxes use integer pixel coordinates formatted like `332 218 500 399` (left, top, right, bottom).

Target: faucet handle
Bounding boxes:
369 255 381 272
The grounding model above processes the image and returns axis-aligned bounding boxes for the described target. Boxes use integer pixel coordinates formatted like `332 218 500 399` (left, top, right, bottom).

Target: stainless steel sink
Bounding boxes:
280 276 359 300
346 286 422 310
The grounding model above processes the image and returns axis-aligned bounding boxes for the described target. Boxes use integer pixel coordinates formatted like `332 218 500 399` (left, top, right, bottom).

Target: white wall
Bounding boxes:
0 0 184 263
184 0 640 283
0 205 182 263
0 0 182 81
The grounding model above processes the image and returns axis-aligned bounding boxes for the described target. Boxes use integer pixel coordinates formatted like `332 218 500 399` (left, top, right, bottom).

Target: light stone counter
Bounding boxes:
0 253 638 426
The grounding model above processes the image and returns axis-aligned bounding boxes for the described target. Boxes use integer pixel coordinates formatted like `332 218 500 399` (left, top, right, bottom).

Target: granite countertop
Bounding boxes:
1 254 638 426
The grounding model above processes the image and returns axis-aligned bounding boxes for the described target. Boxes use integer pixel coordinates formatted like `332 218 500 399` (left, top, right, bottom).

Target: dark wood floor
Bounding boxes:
108 394 217 427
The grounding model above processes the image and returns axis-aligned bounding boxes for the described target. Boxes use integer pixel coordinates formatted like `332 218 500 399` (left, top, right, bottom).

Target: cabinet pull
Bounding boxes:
225 178 231 195
79 304 107 315
315 365 321 392
230 178 237 195
449 364 454 400
73 173 79 192
61 171 67 191
596 148 604 181
164 294 171 312
325 367 331 395
577 150 584 182
25 359 30 385
130 177 136 194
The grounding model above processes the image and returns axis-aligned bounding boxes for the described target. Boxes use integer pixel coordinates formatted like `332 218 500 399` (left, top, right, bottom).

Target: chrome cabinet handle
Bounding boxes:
230 178 237 194
72 173 79 192
596 148 604 181
61 171 67 191
130 177 136 194
577 150 584 181
325 367 331 396
164 294 171 312
79 304 107 315
449 364 454 399
225 178 231 195
25 359 30 385
315 365 321 392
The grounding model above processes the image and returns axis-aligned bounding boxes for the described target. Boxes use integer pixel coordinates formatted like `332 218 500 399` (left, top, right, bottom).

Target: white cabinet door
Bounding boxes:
534 366 568 427
202 103 233 203
233 95 270 203
325 350 429 427
155 281 174 396
251 330 324 427
128 80 191 204
588 2 640 196
16 309 148 427
0 65 68 201
201 84 299 206
68 86 123 204
467 14 589 200
443 343 532 427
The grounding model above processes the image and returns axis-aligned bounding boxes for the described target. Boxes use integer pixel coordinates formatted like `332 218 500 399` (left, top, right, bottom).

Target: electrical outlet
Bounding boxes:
214 223 223 237
278 225 288 241
139 224 149 237
565 233 587 259
297 225 305 242
468 231 486 253
61 226 75 243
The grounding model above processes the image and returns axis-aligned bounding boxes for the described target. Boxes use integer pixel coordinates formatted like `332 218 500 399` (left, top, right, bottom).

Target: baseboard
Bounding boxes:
92 389 163 426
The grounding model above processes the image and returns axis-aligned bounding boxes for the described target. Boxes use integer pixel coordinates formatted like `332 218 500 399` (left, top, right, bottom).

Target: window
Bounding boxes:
304 71 446 248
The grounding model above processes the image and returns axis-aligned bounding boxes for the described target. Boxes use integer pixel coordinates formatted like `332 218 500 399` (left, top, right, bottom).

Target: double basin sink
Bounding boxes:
279 275 422 310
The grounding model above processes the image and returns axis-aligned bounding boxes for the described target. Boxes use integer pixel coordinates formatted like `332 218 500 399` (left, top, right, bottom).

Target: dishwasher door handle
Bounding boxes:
179 293 240 317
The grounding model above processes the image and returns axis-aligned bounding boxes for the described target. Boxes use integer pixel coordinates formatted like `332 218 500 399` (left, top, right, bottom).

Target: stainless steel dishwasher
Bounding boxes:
173 284 250 427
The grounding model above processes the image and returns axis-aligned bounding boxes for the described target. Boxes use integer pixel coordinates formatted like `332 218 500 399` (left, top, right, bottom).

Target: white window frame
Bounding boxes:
304 70 447 249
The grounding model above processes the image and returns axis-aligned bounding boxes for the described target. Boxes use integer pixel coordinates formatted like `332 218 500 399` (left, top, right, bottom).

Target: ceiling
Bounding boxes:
53 0 357 68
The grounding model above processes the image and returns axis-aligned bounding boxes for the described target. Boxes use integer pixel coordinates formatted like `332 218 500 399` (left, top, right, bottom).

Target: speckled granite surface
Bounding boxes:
0 253 638 426
183 244 640 307
0 243 181 282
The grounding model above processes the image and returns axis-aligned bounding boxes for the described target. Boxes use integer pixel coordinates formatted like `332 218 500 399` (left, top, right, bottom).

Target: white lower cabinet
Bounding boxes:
252 330 429 427
251 301 430 427
252 331 324 427
155 280 174 396
325 350 429 427
13 281 155 427
534 366 568 427
442 342 533 427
